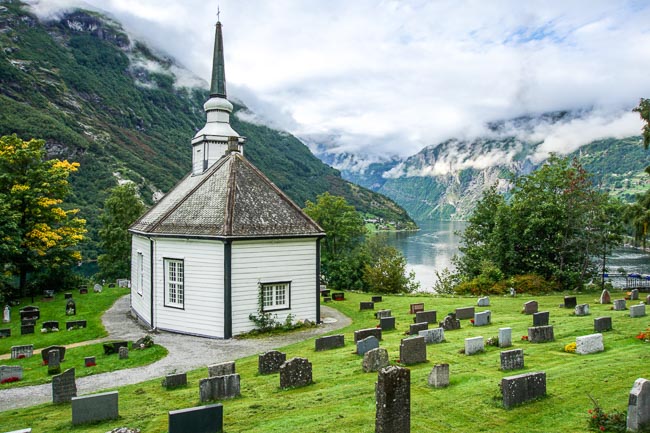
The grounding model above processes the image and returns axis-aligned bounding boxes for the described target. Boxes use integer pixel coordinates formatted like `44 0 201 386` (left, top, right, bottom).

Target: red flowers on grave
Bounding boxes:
521 335 528 341
0 376 20 384
16 354 25 359
599 426 605 432
86 362 96 367
470 319 475 324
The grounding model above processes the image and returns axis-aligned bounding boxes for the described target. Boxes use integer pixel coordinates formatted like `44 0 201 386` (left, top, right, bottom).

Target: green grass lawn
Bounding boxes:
2 290 650 432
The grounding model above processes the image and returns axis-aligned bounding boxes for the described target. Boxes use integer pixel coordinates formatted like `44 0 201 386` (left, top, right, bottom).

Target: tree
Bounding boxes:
362 236 419 294
633 98 650 149
97 183 146 280
0 134 86 297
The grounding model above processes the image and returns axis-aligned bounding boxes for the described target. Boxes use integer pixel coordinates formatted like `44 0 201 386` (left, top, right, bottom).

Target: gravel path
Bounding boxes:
0 295 351 411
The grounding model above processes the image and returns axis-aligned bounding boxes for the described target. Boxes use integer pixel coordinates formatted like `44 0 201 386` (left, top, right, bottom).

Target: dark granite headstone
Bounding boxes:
399 336 427 365
376 366 410 433
79 288 88 295
65 320 87 330
258 350 286 375
315 334 345 351
169 404 223 433
354 327 382 342
533 311 549 327
0 328 10 338
42 321 59 331
279 357 313 389
380 316 396 331
320 289 331 297
64 293 73 299
409 322 428 335
415 310 437 325
527 325 554 343
19 306 39 321
594 316 612 332
564 296 577 309
20 325 33 335
523 301 538 315
65 299 76 316
207 361 235 377
42 345 66 362
52 368 77 403
500 348 525 371
357 336 380 355
455 307 475 320
199 374 241 401
71 391 118 425
501 371 546 409
47 350 61 375
360 301 375 311
332 292 345 301
84 356 95 367
118 346 129 359
372 296 383 303
409 303 424 314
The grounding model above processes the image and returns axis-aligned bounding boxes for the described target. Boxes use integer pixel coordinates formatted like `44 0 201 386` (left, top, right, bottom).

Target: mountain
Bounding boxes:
0 1 416 259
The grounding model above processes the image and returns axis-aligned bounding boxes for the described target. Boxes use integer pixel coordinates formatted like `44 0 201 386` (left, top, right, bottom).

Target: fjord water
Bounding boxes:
383 220 650 292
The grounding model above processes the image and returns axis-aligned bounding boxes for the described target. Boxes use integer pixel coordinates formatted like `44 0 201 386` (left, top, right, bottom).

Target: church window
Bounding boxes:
261 282 290 311
164 259 184 309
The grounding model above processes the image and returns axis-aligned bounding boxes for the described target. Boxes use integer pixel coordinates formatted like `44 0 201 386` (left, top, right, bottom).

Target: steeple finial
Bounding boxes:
210 10 226 98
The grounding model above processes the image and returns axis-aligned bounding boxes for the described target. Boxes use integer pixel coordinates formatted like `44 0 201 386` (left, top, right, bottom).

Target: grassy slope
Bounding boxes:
2 291 649 432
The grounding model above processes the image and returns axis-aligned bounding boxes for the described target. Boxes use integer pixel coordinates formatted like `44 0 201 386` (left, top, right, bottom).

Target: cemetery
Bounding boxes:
1 290 650 432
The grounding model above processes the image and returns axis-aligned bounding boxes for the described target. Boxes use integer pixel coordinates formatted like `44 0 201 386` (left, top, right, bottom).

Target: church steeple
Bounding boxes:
191 13 244 175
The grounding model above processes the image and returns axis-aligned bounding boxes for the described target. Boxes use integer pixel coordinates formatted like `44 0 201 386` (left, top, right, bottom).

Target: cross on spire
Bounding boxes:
217 6 221 22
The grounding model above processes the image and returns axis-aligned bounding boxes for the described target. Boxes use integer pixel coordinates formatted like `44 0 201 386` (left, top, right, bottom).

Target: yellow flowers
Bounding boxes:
52 160 80 172
11 184 30 193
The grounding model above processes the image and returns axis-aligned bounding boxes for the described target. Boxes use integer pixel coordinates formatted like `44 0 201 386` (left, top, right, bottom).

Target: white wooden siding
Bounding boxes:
153 238 225 338
130 235 152 326
231 238 317 335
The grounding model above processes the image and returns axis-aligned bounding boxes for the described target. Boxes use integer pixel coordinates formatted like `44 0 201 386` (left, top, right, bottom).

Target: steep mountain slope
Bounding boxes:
0 1 415 258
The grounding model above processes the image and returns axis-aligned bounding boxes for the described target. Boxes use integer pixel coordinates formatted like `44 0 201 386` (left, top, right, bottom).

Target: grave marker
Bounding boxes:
477 296 490 307
375 309 392 319
315 334 345 351
258 350 286 375
409 303 424 314
614 299 627 311
0 365 23 382
575 304 590 316
84 356 95 367
564 296 577 308
380 316 396 331
533 311 549 327
631 289 640 300
11 345 33 359
528 325 554 343
594 317 612 332
415 310 437 325
0 328 10 338
168 404 223 433
600 289 611 304
500 349 524 371
71 391 118 425
473 310 491 326
93 284 102 293
208 361 235 377
65 299 76 316
455 306 475 320
439 314 460 331
399 336 426 365
47 350 61 375
576 333 604 355
19 306 39 321
523 300 538 315
52 368 77 403
376 366 410 433
20 325 33 335
357 336 380 355
372 296 383 303
42 321 59 331
428 363 449 388
65 320 87 330
465 336 484 355
332 292 345 301
363 347 389 373
42 345 66 362
418 328 445 344
360 301 375 311
501 371 546 409
280 357 313 389
119 346 129 359
354 328 382 343
409 322 428 335
627 378 650 432
630 304 646 318
498 327 512 348
199 374 241 401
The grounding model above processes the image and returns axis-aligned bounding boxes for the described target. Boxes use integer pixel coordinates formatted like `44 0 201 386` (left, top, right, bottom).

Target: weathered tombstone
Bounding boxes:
199 374 241 401
42 321 59 331
19 306 39 321
600 289 611 304
501 372 546 409
375 309 392 319
563 296 577 309
315 334 345 351
418 328 445 344
279 357 312 389
84 356 95 367
533 311 549 327
376 366 410 433
499 327 512 348
575 304 590 316
415 310 437 325
631 289 640 300
527 325 554 343
362 347 389 373
500 349 525 371
613 299 627 311
71 391 118 425
455 306 475 320
0 328 10 338
332 292 344 301
439 313 461 331
0 365 23 382
465 336 484 355
11 345 33 359
380 316 396 331
409 303 425 314
52 368 77 403
168 403 223 433
3 305 9 323
354 328 382 342
473 310 491 326
208 361 235 377
477 296 490 307
357 336 380 355
627 378 650 432
93 283 102 293
42 345 66 362
258 350 286 375
65 299 76 316
409 322 428 335
576 333 604 355
594 317 612 332
523 301 538 315
399 336 426 365
372 296 383 303
118 346 129 359
630 304 647 318
428 363 450 388
20 325 33 335
117 279 130 288
48 350 61 375
360 301 375 311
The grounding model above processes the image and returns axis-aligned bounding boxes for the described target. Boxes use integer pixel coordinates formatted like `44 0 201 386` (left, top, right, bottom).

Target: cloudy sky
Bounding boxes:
30 0 650 161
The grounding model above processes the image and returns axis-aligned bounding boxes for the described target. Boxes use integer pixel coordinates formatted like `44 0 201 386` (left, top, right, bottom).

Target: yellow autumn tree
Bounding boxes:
0 134 86 298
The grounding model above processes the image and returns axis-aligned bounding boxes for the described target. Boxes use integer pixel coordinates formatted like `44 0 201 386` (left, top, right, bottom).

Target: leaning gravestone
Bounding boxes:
380 316 396 331
415 310 437 325
500 349 524 371
630 304 647 318
614 299 627 311
354 328 382 343
576 333 604 355
280 357 313 389
600 289 611 304
575 304 590 316
362 347 389 373
477 296 490 307
376 366 410 433
399 336 426 365
163 373 188 389
465 336 484 355
360 301 375 311
428 363 450 388
71 391 119 425
564 296 577 309
409 322 428 335
501 371 546 409
0 365 23 382
315 334 345 351
473 310 491 326
11 345 33 359
631 289 640 301
199 374 241 401
52 368 77 403
357 336 380 355
594 317 612 332
439 314 460 331
533 311 549 327
498 327 512 348
208 361 235 377
419 328 445 344
455 307 475 320
523 301 538 315
627 378 650 432
168 404 223 433
528 325 554 343
258 350 286 375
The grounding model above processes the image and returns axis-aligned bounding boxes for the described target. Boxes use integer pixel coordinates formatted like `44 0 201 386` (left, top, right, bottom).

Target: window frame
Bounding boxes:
260 281 291 312
163 258 185 310
136 251 144 296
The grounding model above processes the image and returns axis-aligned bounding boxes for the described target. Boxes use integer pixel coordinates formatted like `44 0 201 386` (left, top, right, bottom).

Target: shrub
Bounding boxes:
587 396 627 433
511 274 558 295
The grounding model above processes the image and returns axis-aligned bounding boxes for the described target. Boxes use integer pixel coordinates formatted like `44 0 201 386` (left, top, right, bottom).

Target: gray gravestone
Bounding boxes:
594 317 612 332
0 365 23 382
280 357 312 389
465 336 484 355
498 327 512 348
354 328 382 343
169 403 223 433
363 347 389 373
631 289 640 300
501 371 546 409
477 296 490 307
11 345 33 359
258 350 286 375
439 314 461 331
630 304 646 318
375 309 392 319
315 334 345 351
528 325 554 343
118 346 129 359
199 374 241 401
500 349 524 371
575 304 590 316
71 391 118 425
93 283 102 293
418 328 445 344
360 301 375 310
380 316 396 331
474 310 491 326
533 311 549 326
455 307 475 320
52 368 77 403
523 301 538 315
48 350 61 375
409 303 424 314
600 289 611 304
576 333 604 355
399 336 426 365
357 336 380 355
614 299 627 310
627 378 650 432
564 296 577 308
208 361 235 378
376 366 410 433
3 429 31 433
162 373 188 389
409 322 428 335
42 345 66 362
415 310 437 325
428 363 450 388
